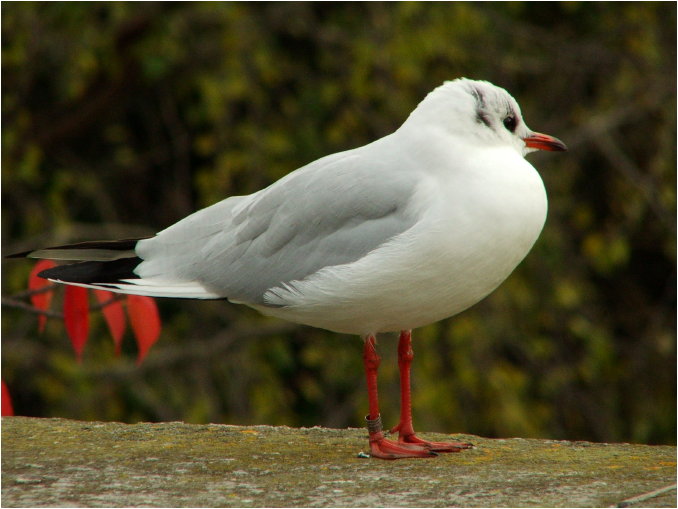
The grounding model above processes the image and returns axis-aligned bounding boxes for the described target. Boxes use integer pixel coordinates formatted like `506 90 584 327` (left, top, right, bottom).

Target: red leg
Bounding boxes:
363 335 435 459
389 330 473 452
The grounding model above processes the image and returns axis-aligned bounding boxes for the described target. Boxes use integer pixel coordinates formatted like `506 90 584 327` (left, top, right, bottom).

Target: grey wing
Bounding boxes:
135 150 420 305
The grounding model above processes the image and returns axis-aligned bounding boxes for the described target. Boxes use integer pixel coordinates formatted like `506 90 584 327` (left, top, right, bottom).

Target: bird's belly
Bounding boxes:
254 162 547 335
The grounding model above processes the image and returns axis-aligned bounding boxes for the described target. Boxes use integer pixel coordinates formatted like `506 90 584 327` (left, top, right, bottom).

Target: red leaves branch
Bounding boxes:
2 381 14 416
29 260 56 332
18 262 162 364
94 290 126 355
2 263 164 417
127 295 161 365
64 286 90 362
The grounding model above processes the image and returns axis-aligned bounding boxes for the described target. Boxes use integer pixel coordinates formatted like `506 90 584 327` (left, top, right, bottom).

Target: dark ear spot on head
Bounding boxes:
476 110 491 128
469 86 491 128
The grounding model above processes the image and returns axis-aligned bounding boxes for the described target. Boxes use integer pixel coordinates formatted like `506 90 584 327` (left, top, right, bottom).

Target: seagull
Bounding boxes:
14 78 566 459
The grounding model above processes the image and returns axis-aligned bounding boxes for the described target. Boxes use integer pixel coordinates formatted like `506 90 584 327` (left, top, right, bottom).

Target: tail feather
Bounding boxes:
11 237 221 300
8 238 146 261
40 278 221 299
38 258 141 284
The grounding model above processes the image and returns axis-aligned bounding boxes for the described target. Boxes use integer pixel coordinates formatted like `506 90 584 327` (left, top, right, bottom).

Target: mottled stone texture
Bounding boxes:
2 417 675 507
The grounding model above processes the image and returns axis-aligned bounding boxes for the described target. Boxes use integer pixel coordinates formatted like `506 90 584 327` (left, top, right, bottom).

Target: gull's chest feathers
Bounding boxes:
423 146 548 302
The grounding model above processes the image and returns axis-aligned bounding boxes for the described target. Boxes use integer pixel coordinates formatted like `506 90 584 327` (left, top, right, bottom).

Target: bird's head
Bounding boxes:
406 78 567 156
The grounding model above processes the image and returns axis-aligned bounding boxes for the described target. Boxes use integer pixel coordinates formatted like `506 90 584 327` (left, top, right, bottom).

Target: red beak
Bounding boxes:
523 132 567 152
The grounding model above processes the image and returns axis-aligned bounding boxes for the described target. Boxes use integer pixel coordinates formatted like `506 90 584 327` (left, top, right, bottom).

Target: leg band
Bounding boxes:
365 413 383 434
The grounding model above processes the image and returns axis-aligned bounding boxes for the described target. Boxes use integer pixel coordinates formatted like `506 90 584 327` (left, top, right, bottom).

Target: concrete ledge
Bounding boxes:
2 417 675 507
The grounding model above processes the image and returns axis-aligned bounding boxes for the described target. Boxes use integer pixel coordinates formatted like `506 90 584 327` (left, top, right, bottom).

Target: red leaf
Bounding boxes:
2 381 14 416
94 290 126 355
64 286 89 363
29 260 56 332
127 295 161 365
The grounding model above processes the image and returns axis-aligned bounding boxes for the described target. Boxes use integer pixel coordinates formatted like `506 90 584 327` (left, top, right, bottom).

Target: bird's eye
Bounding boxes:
503 116 517 133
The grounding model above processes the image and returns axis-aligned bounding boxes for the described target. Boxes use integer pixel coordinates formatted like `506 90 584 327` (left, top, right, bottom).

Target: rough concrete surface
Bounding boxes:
2 417 675 507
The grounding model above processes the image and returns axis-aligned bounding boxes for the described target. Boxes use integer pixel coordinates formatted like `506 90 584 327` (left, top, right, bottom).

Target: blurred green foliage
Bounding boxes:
2 2 675 445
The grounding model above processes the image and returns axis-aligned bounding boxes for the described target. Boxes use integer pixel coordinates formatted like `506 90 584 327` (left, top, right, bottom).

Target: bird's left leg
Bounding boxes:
363 334 436 459
389 329 473 452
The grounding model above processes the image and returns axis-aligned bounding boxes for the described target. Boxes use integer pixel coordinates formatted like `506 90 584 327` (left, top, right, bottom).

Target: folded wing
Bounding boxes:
25 146 421 306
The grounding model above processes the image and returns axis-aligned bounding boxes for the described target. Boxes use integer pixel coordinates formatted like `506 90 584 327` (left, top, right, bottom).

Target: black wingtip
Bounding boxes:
37 258 142 284
5 249 34 259
5 238 148 260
